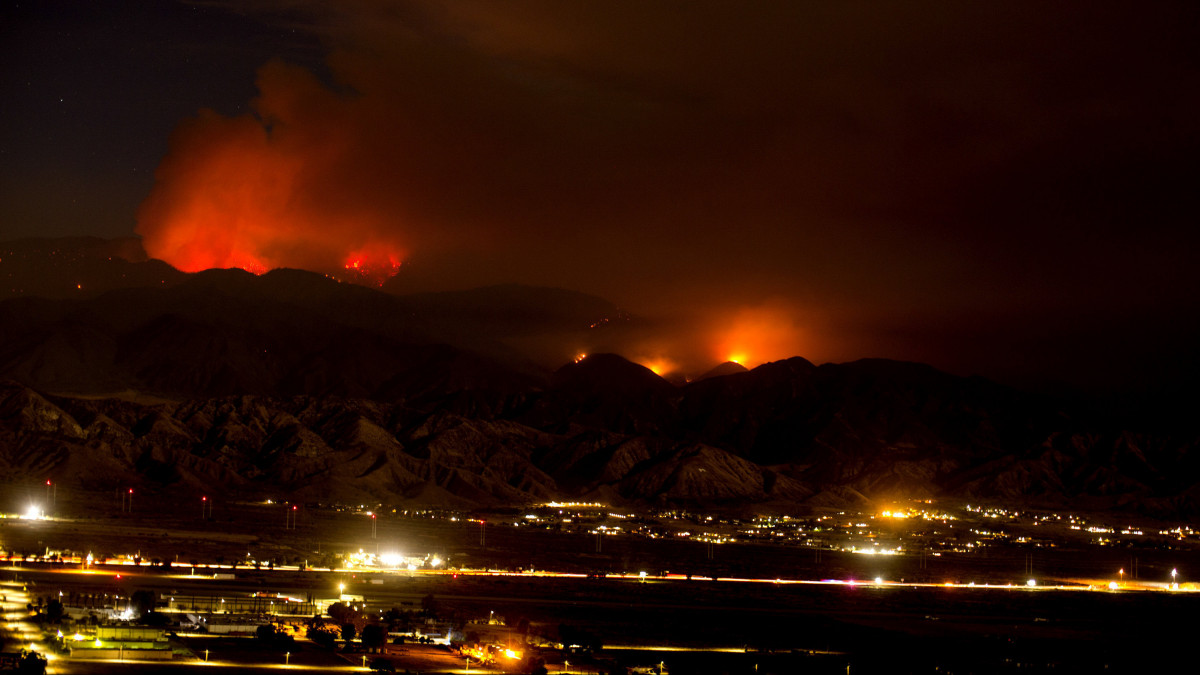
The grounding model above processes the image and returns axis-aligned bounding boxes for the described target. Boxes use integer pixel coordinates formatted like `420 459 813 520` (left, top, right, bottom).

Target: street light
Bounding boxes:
285 652 290 665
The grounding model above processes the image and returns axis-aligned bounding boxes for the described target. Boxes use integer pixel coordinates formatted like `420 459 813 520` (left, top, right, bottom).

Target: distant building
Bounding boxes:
68 625 172 660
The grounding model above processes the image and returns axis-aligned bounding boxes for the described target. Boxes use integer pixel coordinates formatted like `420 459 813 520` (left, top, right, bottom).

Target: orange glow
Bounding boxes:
712 300 806 368
136 61 407 284
341 247 403 286
638 356 677 377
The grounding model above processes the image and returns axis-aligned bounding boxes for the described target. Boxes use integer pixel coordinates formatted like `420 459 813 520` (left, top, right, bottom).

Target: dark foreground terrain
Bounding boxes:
7 561 1198 674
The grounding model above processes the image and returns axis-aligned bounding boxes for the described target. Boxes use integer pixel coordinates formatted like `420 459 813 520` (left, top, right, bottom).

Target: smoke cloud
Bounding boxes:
137 60 409 283
133 1 1200 388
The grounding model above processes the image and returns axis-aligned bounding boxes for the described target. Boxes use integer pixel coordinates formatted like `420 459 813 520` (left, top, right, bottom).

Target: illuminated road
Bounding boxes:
5 558 1196 675
1 580 59 673
6 557 1186 593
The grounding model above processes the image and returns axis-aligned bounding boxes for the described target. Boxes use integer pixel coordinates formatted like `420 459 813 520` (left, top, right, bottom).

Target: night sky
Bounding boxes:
3 1 1199 393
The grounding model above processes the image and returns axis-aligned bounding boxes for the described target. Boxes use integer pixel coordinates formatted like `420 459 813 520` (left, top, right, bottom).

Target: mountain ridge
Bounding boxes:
2 237 1198 516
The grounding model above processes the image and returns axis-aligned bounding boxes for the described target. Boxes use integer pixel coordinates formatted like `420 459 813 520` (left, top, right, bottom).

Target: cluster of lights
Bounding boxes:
340 256 402 287
345 549 443 570
848 546 901 555
881 508 956 521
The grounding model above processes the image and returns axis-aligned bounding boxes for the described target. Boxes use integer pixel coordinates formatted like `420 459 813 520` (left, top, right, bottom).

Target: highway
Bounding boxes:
5 558 1198 674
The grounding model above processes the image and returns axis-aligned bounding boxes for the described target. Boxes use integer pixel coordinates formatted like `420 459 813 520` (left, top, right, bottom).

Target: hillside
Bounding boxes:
2 238 1198 516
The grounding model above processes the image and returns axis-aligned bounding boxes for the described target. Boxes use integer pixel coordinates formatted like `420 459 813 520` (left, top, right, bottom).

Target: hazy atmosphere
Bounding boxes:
6 5 1200 675
4 1 1199 388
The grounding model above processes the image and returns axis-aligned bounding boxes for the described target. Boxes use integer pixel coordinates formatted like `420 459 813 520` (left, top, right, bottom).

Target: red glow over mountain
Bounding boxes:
134 62 408 284
341 249 403 286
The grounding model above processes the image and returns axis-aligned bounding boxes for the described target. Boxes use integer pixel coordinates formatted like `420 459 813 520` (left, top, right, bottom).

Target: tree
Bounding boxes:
361 624 387 652
308 624 338 649
45 599 64 623
341 622 357 642
256 624 277 642
18 649 47 675
130 589 157 617
328 602 356 624
420 593 438 617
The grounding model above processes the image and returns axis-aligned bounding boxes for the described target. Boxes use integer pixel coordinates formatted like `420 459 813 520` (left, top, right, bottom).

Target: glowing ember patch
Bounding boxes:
339 250 403 286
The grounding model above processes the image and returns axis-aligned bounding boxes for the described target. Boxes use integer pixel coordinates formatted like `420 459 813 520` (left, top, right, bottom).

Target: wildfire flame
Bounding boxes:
341 248 404 286
638 357 677 377
135 60 408 284
712 301 806 368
